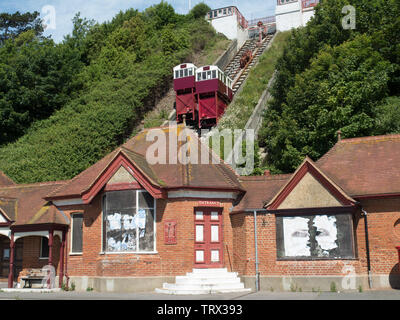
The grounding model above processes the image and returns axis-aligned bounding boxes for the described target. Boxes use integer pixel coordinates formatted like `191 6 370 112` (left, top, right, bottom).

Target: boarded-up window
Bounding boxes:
103 190 155 253
71 213 83 253
276 213 355 259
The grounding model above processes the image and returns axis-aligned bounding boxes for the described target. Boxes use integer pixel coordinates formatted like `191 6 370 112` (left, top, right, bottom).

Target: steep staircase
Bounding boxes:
155 268 251 295
224 40 258 80
224 34 275 94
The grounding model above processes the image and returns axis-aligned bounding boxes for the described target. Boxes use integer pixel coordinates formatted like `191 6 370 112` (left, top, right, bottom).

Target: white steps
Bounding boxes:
155 268 251 295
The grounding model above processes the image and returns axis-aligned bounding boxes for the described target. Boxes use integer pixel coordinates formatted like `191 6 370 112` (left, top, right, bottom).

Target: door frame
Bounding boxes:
193 207 224 268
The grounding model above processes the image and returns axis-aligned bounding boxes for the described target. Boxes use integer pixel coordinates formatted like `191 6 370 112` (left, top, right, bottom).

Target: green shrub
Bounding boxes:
0 4 226 183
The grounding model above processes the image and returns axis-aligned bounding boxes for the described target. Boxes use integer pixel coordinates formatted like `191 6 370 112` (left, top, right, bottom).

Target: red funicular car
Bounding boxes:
195 66 233 128
173 63 197 125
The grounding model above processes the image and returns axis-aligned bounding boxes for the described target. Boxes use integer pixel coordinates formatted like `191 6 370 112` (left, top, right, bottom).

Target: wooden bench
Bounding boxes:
20 269 47 288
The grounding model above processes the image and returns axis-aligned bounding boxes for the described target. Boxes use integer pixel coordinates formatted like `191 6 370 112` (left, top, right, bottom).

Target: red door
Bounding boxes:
194 208 223 268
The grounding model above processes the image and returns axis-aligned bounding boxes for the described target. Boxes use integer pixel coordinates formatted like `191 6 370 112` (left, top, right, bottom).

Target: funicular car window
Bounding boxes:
189 68 193 76
212 70 217 79
175 71 179 79
202 72 206 80
180 70 184 78
103 190 155 253
184 69 188 77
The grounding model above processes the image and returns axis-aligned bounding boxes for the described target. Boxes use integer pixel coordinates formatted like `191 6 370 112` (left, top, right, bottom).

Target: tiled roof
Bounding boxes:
232 174 290 213
122 127 244 191
0 171 14 187
47 126 245 200
0 181 68 226
317 134 400 197
234 134 400 212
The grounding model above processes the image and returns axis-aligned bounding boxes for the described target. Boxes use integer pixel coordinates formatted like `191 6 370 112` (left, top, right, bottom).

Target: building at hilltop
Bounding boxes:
205 6 276 50
276 0 319 31
204 1 319 45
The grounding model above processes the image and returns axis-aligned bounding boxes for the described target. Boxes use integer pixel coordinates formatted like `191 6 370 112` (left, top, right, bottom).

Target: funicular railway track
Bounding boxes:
173 32 276 132
225 34 275 94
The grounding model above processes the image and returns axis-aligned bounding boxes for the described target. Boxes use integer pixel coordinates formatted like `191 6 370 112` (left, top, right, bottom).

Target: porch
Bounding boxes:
1 224 68 289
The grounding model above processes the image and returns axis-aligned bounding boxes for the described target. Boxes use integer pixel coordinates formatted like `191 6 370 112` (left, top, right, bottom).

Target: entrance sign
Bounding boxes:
197 201 221 207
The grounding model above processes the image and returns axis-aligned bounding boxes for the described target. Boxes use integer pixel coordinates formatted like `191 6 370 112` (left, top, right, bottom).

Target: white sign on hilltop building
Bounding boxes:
276 0 319 31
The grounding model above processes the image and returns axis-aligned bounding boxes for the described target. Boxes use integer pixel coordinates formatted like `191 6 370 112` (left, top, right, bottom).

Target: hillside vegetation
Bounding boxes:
0 2 228 183
217 31 291 131
258 0 400 173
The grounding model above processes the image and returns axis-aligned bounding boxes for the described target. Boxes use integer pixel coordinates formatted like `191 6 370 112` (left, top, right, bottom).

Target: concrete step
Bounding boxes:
155 287 251 295
184 272 239 279
163 282 245 290
155 268 250 295
175 277 241 285
191 268 229 274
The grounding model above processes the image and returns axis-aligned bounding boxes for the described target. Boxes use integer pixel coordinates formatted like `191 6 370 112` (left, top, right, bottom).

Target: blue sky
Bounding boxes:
0 0 276 43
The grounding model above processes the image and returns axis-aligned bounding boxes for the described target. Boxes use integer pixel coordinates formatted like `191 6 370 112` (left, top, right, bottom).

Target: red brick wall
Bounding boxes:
360 198 400 276
231 198 400 278
231 213 249 275
61 192 235 277
18 236 61 280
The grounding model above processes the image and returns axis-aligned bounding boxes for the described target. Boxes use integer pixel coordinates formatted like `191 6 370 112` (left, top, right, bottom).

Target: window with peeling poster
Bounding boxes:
276 213 355 259
103 190 155 253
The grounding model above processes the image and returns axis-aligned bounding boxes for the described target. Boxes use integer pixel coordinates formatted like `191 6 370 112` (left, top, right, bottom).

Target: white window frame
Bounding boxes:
100 189 157 255
39 237 49 260
70 212 83 255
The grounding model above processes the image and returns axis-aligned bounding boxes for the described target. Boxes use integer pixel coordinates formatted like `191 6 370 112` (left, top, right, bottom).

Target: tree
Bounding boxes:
0 32 83 145
0 11 43 44
258 0 400 173
189 3 211 19
260 34 394 173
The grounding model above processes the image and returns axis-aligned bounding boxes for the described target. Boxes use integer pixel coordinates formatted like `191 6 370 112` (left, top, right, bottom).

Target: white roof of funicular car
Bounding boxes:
196 65 221 73
173 63 197 72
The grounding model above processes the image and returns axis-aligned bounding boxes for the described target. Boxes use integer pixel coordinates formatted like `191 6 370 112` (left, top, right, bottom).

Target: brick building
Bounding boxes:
0 127 399 292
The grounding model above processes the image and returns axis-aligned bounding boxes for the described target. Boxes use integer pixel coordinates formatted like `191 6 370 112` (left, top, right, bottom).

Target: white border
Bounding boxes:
53 198 84 206
39 236 49 259
101 190 157 255
70 212 83 255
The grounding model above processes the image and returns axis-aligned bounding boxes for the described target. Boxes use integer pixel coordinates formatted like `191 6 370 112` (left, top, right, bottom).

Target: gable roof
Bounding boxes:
47 125 245 202
122 126 244 191
232 174 290 213
0 171 15 187
317 134 400 198
0 181 68 226
266 157 356 210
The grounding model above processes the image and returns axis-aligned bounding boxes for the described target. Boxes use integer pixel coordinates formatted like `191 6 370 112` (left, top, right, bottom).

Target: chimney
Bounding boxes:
337 130 342 142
